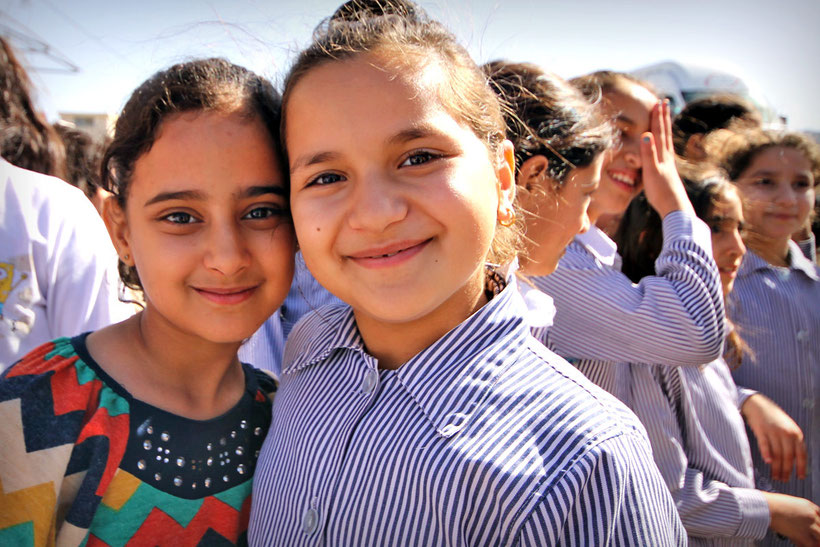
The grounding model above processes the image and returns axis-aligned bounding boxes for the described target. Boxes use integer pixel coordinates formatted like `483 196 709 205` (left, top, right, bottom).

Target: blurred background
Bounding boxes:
3 0 818 144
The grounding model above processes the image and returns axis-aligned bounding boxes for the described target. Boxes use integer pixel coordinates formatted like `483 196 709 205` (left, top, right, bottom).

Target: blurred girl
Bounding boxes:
618 171 820 545
712 128 820 514
0 59 295 545
250 2 684 545
533 70 725 401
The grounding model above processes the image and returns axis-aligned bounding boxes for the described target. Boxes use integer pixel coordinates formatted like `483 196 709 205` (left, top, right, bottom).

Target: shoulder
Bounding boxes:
283 303 354 371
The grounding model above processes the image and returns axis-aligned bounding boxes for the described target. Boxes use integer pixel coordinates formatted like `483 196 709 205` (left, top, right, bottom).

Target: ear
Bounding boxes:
496 140 516 223
102 196 134 266
517 155 549 193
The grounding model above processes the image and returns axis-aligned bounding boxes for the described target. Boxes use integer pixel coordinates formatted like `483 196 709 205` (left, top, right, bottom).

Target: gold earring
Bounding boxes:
499 208 516 227
122 253 130 261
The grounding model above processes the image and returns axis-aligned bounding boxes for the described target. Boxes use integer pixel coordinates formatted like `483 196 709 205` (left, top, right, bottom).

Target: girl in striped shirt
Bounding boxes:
617 171 820 545
711 128 820 524
249 1 685 545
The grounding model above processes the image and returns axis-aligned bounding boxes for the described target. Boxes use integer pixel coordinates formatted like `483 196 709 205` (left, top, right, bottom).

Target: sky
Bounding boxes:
3 0 819 131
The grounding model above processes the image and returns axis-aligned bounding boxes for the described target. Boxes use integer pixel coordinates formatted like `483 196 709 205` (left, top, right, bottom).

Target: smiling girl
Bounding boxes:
0 59 295 545
712 128 820 516
249 2 684 545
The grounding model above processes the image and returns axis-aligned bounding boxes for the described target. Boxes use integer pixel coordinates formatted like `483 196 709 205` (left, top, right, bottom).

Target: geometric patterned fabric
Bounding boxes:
0 335 275 546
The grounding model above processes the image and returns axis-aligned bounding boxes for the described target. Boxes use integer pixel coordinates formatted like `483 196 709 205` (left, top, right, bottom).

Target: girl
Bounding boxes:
250 2 685 545
0 58 295 545
617 171 820 545
712 128 820 512
533 70 726 401
482 60 613 277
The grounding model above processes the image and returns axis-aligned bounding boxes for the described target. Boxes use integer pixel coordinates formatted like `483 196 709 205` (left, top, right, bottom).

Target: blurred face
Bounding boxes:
286 55 514 334
519 155 603 276
107 111 295 345
589 81 657 222
705 189 746 296
734 146 815 243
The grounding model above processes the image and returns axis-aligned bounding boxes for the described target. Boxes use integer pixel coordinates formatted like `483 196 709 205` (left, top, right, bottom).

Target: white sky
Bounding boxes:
3 0 819 130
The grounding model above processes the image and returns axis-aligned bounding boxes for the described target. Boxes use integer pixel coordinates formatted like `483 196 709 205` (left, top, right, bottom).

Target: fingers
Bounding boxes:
756 426 773 465
779 435 796 482
769 433 785 481
796 439 809 480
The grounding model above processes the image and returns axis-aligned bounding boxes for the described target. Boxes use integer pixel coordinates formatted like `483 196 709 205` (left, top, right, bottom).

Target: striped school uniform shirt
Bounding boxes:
628 358 770 545
729 242 819 505
531 210 725 403
249 275 686 546
239 252 342 375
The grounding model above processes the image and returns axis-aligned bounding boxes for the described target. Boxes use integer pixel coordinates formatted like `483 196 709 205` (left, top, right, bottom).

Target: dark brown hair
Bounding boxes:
570 70 656 105
483 60 613 185
101 57 283 290
281 0 520 264
0 37 66 178
672 93 761 157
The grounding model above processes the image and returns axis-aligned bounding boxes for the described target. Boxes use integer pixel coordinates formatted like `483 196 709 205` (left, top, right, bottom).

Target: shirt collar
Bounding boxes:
738 241 819 282
283 269 532 438
574 225 621 270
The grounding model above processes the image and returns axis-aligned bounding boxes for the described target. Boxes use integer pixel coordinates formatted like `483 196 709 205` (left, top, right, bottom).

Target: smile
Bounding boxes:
348 239 432 268
193 286 258 305
608 169 639 190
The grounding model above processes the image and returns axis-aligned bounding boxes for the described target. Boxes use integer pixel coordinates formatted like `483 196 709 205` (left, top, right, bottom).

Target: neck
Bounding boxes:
744 231 790 267
355 269 489 370
99 310 246 419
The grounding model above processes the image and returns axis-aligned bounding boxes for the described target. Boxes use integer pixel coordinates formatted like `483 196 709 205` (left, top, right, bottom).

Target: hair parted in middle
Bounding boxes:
281 0 522 265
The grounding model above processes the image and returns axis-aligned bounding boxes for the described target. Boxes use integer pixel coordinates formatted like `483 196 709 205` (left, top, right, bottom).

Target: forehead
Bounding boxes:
711 190 743 218
744 146 814 177
602 81 656 124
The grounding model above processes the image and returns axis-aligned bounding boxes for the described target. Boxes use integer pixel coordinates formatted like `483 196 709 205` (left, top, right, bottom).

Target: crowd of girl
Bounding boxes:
0 0 818 545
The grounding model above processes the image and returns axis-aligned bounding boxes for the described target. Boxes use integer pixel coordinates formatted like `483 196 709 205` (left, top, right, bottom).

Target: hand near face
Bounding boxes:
639 100 694 219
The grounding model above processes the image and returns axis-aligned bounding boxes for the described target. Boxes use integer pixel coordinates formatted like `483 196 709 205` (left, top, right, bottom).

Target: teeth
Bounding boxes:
610 172 634 186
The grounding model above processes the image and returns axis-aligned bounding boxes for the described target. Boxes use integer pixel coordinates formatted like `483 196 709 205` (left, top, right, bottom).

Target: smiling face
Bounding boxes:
705 187 746 296
106 111 295 345
733 146 815 245
519 154 603 276
286 54 513 339
588 80 657 223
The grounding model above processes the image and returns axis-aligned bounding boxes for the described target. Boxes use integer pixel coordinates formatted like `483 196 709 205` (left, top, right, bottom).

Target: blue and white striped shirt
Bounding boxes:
730 243 819 505
531 210 725 402
629 358 770 545
239 252 342 375
250 276 685 546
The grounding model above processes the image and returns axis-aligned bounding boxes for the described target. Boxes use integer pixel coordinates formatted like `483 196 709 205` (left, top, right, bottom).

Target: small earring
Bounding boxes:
499 207 516 227
122 253 130 261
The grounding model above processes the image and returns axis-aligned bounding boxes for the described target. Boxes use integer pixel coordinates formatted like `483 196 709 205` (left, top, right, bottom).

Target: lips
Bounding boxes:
348 238 432 268
193 285 258 305
607 169 640 192
718 264 740 278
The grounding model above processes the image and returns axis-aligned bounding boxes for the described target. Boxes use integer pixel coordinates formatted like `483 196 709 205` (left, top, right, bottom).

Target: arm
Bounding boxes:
540 210 724 366
517 433 686 546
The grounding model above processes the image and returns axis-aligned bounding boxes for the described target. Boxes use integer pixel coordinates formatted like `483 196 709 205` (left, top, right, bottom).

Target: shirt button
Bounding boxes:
796 330 808 342
302 508 318 535
361 369 378 395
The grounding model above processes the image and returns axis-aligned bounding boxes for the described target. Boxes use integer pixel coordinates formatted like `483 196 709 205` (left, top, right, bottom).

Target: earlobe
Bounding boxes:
496 140 517 223
102 196 133 265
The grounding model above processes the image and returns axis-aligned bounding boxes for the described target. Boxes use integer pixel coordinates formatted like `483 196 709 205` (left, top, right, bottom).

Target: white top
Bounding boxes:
0 159 133 369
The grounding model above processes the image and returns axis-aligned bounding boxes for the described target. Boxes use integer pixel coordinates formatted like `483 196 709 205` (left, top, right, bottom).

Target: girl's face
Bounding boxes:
286 55 514 329
733 146 815 243
589 82 656 221
106 111 295 344
705 189 746 296
519 154 603 276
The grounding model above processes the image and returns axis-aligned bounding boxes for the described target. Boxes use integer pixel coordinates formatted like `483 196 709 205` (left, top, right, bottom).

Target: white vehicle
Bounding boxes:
631 61 786 128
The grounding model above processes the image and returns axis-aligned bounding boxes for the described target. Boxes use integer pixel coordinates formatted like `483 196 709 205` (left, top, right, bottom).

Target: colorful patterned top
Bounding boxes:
0 334 275 546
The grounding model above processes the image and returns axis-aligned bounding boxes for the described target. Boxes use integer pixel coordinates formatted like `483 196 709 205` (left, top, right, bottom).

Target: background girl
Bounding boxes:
0 58 295 545
250 2 685 545
711 128 820 515
533 70 725 401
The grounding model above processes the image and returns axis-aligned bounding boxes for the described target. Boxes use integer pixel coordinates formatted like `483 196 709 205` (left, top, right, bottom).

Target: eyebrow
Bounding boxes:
289 125 443 174
144 184 285 206
615 114 634 126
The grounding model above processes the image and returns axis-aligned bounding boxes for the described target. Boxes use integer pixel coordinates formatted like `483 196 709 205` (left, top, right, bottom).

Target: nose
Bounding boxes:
203 221 251 276
347 172 409 232
622 139 642 169
728 228 746 259
772 181 798 207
